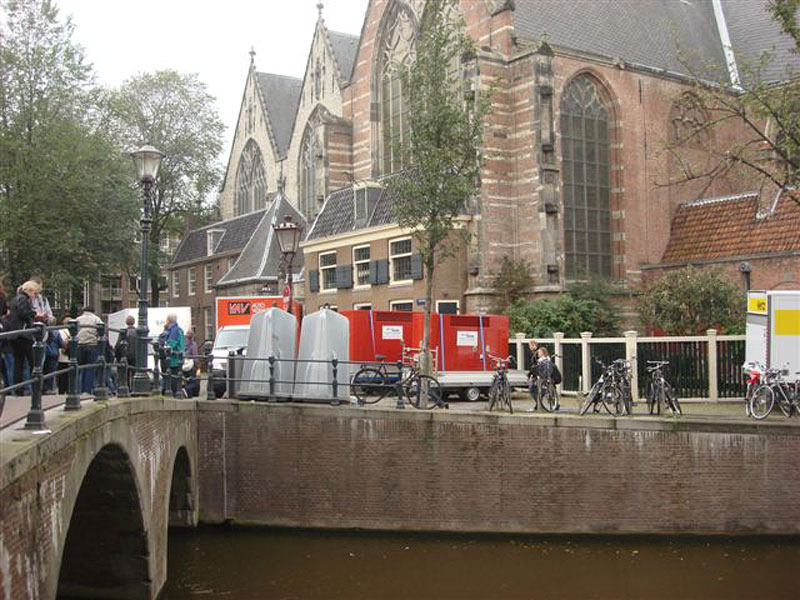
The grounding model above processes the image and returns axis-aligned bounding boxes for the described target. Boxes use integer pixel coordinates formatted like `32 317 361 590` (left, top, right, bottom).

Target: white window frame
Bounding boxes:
172 271 180 298
188 267 197 296
436 300 460 314
389 299 413 312
207 229 225 255
319 304 339 312
353 302 373 310
389 236 413 285
319 250 337 292
352 244 371 289
204 263 213 293
204 307 215 341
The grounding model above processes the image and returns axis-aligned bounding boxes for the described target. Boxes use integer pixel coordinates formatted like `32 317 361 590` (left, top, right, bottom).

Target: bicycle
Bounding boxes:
742 361 764 417
533 356 560 412
749 365 800 420
580 359 633 416
351 347 445 409
487 354 514 414
645 360 681 416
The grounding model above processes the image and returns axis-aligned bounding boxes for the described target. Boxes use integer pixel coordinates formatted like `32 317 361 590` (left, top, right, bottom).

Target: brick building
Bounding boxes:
197 0 798 316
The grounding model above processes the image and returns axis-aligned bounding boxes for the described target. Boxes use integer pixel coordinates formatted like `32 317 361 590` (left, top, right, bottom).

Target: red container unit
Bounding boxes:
435 313 509 372
342 310 416 365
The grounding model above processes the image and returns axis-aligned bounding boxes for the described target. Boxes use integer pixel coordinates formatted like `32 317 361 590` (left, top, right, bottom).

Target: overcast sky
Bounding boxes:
57 0 369 160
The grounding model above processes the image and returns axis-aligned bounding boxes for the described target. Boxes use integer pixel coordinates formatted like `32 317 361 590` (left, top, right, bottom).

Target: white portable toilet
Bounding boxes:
746 290 800 382
294 308 350 399
240 308 297 398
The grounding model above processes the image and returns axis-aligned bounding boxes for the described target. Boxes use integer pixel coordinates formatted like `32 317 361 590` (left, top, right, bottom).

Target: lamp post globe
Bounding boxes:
130 144 165 394
272 215 303 313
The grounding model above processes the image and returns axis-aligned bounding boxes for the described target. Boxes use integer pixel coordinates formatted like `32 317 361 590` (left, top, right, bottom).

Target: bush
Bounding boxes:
490 257 534 313
638 266 744 334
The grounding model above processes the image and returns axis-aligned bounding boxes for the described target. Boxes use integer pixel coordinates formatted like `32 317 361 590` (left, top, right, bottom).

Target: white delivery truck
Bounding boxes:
107 307 193 371
745 290 800 382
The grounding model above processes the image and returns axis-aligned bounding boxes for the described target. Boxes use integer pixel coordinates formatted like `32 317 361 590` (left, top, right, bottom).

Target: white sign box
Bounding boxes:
382 325 404 340
456 330 478 347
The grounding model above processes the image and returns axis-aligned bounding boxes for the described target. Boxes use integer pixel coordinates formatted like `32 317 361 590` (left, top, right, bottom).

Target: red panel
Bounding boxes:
437 314 509 372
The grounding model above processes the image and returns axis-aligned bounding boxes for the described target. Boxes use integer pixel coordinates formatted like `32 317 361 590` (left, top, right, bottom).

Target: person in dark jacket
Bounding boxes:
0 283 11 389
114 315 137 389
8 281 38 396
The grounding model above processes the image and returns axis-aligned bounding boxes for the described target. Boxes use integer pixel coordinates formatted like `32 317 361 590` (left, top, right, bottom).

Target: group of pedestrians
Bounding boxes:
1 276 199 399
526 339 562 410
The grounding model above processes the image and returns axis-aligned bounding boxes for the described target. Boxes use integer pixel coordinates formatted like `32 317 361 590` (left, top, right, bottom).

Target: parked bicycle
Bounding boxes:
742 361 764 417
487 354 515 414
645 360 681 416
531 353 561 412
749 365 800 420
580 359 633 416
351 347 445 409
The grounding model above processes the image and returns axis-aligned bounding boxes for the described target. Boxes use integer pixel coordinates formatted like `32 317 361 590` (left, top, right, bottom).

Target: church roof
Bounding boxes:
661 192 800 263
721 0 800 83
171 208 271 266
328 30 360 83
256 72 303 157
217 194 307 286
513 0 726 77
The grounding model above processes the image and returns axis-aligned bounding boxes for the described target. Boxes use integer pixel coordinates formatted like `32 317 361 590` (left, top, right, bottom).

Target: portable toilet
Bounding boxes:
239 308 297 398
294 308 350 399
746 290 800 381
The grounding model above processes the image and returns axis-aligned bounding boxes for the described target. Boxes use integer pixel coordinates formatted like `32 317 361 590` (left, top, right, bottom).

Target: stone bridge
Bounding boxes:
0 399 197 600
2 396 800 599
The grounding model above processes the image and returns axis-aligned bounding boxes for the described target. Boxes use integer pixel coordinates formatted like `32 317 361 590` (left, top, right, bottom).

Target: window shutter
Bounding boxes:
309 269 319 292
369 260 379 285
336 265 353 289
410 254 424 280
377 259 390 284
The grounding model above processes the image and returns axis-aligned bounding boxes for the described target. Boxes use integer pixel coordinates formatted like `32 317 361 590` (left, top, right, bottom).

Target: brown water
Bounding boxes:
161 527 799 599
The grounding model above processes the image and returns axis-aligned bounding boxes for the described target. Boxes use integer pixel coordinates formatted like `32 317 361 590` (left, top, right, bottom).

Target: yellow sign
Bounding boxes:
748 293 768 315
774 310 800 336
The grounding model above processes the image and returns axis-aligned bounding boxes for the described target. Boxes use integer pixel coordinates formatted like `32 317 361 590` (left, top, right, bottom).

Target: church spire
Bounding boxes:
316 1 324 19
249 46 256 66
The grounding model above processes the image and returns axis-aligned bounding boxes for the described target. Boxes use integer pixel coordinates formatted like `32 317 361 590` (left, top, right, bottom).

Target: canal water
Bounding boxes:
161 526 799 599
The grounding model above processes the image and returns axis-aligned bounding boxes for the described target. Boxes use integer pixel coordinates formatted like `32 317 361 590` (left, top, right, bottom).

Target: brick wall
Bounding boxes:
197 403 800 535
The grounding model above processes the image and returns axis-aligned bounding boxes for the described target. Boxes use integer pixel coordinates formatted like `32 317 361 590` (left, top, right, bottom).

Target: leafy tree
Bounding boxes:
638 266 744 334
104 70 225 305
507 281 622 338
490 257 534 313
386 0 488 374
662 0 800 204
0 0 138 290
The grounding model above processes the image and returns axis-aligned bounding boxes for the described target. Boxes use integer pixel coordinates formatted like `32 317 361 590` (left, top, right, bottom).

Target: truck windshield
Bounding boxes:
214 329 249 349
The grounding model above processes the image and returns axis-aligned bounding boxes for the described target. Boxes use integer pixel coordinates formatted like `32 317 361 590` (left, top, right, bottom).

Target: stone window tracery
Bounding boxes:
234 139 267 216
560 75 613 280
299 124 323 219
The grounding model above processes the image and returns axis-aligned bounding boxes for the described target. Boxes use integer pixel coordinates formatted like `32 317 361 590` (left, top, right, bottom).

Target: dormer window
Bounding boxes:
207 229 225 255
353 182 382 228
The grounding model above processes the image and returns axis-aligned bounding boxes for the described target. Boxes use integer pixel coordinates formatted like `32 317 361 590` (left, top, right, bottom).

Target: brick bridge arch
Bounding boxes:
0 399 197 600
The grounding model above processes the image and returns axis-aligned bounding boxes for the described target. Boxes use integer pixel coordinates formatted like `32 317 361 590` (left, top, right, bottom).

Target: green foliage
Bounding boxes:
507 281 622 338
104 69 225 304
0 0 139 290
490 257 534 313
638 266 744 334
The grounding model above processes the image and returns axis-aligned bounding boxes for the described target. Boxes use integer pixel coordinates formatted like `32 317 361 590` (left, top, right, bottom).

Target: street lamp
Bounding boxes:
129 144 165 395
272 215 303 313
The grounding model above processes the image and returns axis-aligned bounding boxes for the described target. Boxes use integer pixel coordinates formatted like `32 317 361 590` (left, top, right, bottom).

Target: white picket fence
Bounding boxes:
508 330 747 402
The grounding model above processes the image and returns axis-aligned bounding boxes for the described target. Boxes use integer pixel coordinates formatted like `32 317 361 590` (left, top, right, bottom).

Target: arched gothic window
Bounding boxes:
234 140 267 216
299 126 322 219
379 7 416 175
560 75 613 279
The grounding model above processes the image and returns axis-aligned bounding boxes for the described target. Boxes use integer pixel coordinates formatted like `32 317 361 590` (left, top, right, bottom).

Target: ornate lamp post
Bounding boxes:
272 215 303 313
129 144 165 395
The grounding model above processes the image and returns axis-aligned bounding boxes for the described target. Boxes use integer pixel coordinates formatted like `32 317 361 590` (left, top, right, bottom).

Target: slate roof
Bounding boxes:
722 0 800 83
171 208 271 266
661 192 800 263
305 180 399 242
256 73 303 157
513 0 726 76
217 193 307 285
328 30 360 83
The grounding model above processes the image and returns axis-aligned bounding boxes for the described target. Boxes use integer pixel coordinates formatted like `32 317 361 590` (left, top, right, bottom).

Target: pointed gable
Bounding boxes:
327 30 359 84
256 73 303 158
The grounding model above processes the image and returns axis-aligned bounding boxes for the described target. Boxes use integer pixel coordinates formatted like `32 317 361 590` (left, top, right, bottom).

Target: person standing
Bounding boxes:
526 339 540 410
163 314 185 397
115 315 138 390
8 281 38 396
76 306 103 395
0 283 12 390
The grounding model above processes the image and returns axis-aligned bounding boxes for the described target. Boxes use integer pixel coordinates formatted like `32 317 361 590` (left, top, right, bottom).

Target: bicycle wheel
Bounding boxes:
664 384 681 416
351 368 389 405
580 380 602 416
602 386 622 415
749 385 774 420
621 383 633 416
405 374 442 409
487 379 498 411
539 380 558 412
501 378 513 414
646 381 659 415
776 387 793 417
